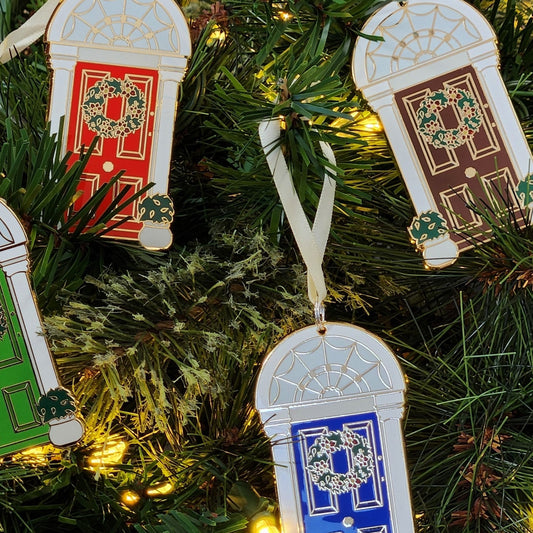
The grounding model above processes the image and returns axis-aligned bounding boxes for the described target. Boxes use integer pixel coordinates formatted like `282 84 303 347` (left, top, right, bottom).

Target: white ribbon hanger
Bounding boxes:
0 0 61 63
258 118 336 329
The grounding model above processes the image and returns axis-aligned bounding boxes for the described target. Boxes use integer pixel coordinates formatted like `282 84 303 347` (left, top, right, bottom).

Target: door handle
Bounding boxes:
465 166 477 178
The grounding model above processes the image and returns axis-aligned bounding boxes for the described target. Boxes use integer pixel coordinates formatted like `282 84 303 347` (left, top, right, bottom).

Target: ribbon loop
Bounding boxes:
0 0 62 64
258 118 336 312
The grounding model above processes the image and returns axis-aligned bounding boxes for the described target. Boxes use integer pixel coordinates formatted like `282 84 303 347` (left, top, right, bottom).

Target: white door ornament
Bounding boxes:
46 0 192 249
352 0 533 268
0 200 83 456
255 323 415 533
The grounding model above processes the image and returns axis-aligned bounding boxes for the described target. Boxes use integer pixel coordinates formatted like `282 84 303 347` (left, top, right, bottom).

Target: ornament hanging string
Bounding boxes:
0 0 61 63
258 118 336 329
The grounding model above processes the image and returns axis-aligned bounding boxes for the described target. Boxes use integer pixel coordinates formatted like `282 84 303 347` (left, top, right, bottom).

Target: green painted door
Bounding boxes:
0 269 48 455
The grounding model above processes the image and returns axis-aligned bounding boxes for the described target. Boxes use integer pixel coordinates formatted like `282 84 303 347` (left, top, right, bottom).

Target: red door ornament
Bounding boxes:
46 0 191 249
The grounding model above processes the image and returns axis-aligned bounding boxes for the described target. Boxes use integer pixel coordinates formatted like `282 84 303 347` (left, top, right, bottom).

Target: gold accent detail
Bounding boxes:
465 167 476 178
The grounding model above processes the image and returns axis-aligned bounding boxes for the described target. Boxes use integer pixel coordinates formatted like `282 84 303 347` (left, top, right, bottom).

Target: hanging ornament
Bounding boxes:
255 119 415 532
45 0 192 249
352 0 533 268
0 200 83 456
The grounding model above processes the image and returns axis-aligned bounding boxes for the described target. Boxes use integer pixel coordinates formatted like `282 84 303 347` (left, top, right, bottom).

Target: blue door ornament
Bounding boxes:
255 323 415 533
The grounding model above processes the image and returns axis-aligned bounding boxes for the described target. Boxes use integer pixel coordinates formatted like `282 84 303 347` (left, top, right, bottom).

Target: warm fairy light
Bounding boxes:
12 445 62 467
278 11 293 21
528 507 533 529
251 520 279 533
273 1 293 21
17 447 50 466
255 526 279 533
145 481 174 497
329 110 383 136
120 490 141 507
361 115 383 132
207 24 226 45
87 439 127 471
249 514 280 533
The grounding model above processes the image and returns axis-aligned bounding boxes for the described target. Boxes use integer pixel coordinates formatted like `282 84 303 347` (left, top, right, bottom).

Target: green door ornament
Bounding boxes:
0 200 83 456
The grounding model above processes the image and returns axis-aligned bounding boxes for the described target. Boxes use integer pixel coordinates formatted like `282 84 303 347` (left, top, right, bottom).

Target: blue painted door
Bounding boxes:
292 412 392 533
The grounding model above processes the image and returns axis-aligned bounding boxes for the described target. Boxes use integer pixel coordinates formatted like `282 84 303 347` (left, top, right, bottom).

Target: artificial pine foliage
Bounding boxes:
0 0 533 531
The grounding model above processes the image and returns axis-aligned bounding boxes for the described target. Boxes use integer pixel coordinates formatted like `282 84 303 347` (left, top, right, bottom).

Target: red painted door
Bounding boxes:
395 66 525 251
66 62 159 241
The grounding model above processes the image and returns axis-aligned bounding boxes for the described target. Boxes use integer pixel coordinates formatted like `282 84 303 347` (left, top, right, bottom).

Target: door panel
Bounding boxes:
0 269 48 455
395 65 524 251
112 175 145 219
292 413 392 533
66 62 159 241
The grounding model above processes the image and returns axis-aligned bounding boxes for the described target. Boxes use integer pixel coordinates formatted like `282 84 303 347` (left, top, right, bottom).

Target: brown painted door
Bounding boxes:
395 66 524 251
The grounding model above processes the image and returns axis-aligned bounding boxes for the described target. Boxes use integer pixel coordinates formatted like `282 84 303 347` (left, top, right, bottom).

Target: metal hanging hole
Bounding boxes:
314 301 327 334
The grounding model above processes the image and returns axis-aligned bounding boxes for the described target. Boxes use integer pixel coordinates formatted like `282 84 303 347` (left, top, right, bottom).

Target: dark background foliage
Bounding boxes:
0 0 532 531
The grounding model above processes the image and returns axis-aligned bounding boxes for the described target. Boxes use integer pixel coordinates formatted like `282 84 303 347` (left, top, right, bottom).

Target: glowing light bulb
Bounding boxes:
145 481 174 497
527 507 533 529
12 445 62 467
121 490 141 507
278 11 293 21
87 438 127 471
329 110 383 137
249 514 280 533
207 24 226 45
255 525 279 533
362 116 383 131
